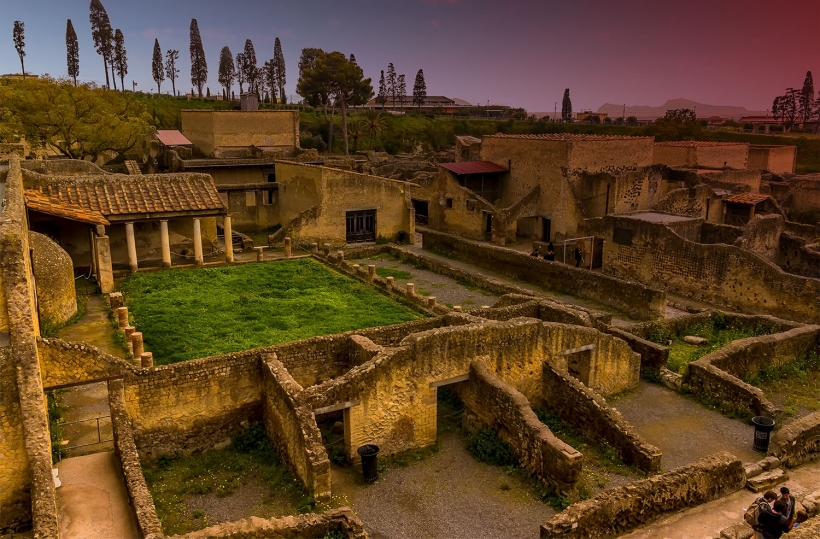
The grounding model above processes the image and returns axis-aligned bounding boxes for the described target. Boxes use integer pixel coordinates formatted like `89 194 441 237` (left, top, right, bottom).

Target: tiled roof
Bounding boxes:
485 134 653 141
25 188 110 225
23 173 226 220
156 130 192 147
440 161 508 175
654 141 748 147
725 193 770 205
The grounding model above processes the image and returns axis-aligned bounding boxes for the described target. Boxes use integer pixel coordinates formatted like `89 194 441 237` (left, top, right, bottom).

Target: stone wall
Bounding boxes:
541 361 661 473
260 354 331 501
603 327 669 378
652 184 723 222
458 361 582 495
421 228 666 320
777 232 820 279
539 452 745 539
37 338 135 389
748 145 796 174
29 232 77 326
768 410 820 468
653 143 748 169
181 111 299 158
687 325 820 418
108 379 163 539
701 222 744 244
784 176 820 214
594 214 820 323
168 508 368 539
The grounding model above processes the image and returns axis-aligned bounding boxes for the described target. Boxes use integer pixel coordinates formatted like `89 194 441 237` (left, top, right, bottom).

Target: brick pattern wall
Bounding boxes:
539 452 745 539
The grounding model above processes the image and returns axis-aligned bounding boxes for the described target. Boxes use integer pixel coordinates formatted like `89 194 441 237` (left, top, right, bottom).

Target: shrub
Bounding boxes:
467 427 517 466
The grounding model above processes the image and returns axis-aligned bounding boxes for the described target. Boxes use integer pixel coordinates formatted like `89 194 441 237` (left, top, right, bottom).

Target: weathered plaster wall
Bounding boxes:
653 144 748 169
653 185 723 222
748 145 796 174
29 231 77 326
181 111 299 158
539 452 745 539
422 228 666 320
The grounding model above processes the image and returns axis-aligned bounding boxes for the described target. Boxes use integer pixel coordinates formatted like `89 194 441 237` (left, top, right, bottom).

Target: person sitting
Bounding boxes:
530 244 540 257
544 242 555 262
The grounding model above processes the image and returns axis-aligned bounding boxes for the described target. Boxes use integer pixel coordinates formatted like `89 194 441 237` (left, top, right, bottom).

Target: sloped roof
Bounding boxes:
25 188 110 225
725 193 770 205
440 161 508 175
23 173 226 220
485 134 653 141
156 130 193 147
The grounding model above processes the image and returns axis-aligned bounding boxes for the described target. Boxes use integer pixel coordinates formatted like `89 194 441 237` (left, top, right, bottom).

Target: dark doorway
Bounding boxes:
565 350 592 386
541 218 551 242
346 209 376 243
484 212 493 239
412 199 429 226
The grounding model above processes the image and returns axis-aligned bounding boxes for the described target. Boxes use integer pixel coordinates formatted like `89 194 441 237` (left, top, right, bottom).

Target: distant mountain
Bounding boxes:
597 98 768 120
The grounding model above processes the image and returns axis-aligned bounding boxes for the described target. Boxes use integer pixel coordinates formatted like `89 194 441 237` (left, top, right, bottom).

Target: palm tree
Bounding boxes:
363 110 386 150
347 119 366 153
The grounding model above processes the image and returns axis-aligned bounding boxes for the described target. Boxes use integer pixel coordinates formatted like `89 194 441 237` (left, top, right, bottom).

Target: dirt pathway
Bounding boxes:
56 452 139 539
56 294 124 358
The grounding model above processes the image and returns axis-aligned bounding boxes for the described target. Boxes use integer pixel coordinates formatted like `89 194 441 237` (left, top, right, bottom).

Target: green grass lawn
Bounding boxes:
119 259 425 364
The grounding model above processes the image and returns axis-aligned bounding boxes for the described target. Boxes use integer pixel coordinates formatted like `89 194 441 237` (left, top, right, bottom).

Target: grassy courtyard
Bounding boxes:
119 259 425 364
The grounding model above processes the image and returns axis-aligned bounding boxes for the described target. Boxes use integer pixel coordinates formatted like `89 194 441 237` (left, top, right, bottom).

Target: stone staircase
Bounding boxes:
124 160 142 175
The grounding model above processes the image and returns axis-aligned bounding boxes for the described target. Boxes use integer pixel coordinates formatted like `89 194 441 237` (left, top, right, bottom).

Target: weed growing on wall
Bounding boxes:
750 349 820 417
119 259 425 364
47 390 67 463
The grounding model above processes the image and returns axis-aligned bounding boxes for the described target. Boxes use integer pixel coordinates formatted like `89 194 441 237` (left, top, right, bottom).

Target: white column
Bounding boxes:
192 218 204 266
223 216 234 263
125 222 138 273
160 220 172 269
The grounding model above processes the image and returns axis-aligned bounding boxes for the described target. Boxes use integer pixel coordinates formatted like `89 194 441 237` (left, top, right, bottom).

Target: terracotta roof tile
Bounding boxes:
485 133 653 141
156 130 193 146
25 188 110 225
440 161 508 175
725 193 770 205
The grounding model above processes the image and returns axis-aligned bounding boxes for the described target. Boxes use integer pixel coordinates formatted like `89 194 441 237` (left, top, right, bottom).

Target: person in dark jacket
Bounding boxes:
758 498 791 539
544 242 555 262
574 244 583 267
779 487 795 528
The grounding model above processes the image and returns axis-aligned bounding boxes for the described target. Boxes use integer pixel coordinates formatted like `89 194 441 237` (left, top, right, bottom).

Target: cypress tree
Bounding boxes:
413 69 427 110
273 37 286 103
799 71 815 125
66 19 80 86
165 49 179 96
386 63 397 109
242 39 258 94
561 88 572 122
13 21 25 79
152 38 164 94
378 70 386 108
89 0 113 89
113 29 127 91
218 47 235 101
189 19 208 97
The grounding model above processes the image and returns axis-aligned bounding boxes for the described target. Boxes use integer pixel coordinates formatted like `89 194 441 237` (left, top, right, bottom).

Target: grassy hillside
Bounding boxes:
136 95 818 173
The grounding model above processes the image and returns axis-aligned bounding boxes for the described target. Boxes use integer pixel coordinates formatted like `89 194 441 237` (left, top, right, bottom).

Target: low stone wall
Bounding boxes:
168 507 368 539
348 335 383 367
768 410 820 468
541 362 661 473
108 379 163 539
459 361 582 496
421 228 665 320
37 338 135 389
261 354 331 501
687 325 820 418
604 327 668 378
539 452 745 539
789 514 820 539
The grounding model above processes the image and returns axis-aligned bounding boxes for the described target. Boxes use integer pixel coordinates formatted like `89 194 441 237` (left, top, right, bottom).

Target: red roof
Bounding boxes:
156 130 192 147
26 189 110 225
440 161 508 175
725 193 770 205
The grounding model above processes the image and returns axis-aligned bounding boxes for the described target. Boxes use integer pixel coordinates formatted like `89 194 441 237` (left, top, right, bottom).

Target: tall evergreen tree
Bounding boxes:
89 0 113 89
165 49 179 96
378 70 386 108
349 54 357 65
561 88 572 122
799 71 815 125
113 29 127 91
13 21 25 79
66 19 80 86
235 52 246 94
263 59 276 103
413 69 427 110
397 74 406 108
242 39 258 94
273 37 286 103
152 39 164 94
189 19 207 97
386 63 397 109
218 46 235 101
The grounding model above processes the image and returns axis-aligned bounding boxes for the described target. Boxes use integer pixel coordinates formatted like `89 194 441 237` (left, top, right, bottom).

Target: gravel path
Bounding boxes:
332 432 553 539
613 381 760 469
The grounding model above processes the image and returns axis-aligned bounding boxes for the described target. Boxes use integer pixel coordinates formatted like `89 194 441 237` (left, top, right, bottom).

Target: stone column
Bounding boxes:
406 283 415 296
284 237 292 258
192 218 204 266
88 227 99 278
223 216 234 263
94 235 115 293
367 265 376 282
140 352 153 368
310 243 318 254
131 332 144 359
160 220 172 269
116 307 129 329
125 222 138 273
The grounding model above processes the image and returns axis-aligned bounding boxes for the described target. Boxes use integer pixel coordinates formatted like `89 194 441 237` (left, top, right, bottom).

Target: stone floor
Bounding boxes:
56 294 124 358
55 452 140 539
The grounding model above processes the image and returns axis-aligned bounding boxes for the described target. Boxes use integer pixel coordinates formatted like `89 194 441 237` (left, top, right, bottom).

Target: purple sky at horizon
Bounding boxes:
1 0 818 113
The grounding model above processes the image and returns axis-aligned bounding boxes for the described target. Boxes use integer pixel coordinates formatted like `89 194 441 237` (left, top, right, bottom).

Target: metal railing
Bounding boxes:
54 415 113 462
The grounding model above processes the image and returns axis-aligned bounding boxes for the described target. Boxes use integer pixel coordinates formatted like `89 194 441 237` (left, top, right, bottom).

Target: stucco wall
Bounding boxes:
748 145 796 174
29 232 77 326
653 144 748 169
181 111 299 158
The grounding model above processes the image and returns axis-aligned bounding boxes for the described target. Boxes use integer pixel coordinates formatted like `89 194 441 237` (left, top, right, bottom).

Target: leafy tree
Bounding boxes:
386 63 397 109
13 21 25 79
397 74 406 109
0 77 151 160
165 49 179 96
262 59 275 103
89 0 113 89
189 19 207 97
783 88 799 130
235 52 246 94
218 46 235 101
151 39 164 94
242 39 258 94
413 69 427 110
297 48 334 149
378 70 386 108
799 71 815 125
646 108 701 140
561 88 572 122
626 116 637 125
273 37 286 103
113 29 127 91
66 20 80 86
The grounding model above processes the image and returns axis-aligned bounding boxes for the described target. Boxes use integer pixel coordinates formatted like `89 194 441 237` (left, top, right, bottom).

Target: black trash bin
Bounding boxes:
752 416 776 452
357 444 380 483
